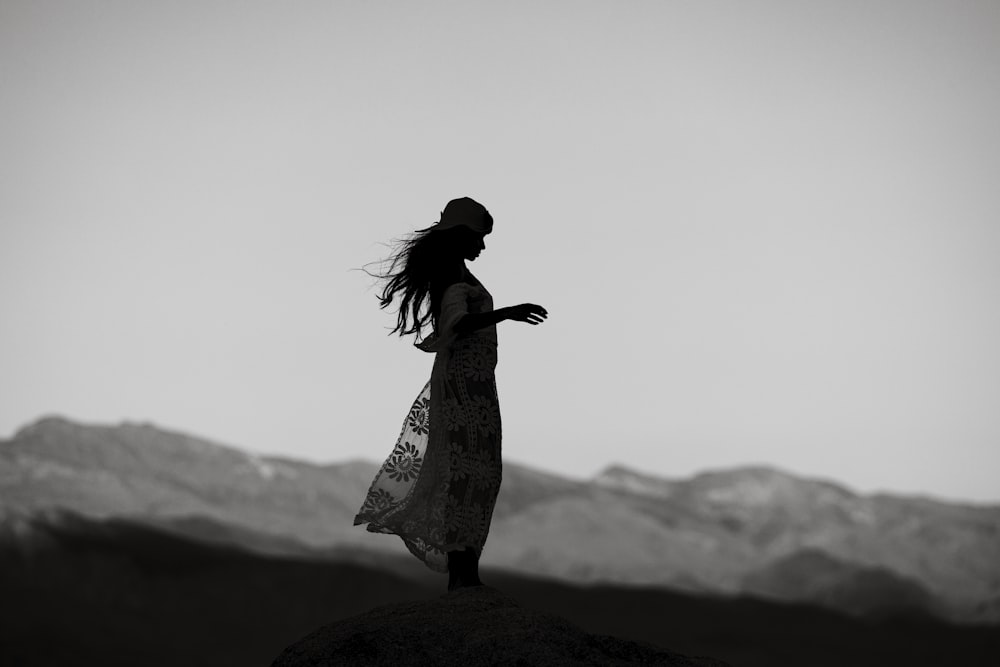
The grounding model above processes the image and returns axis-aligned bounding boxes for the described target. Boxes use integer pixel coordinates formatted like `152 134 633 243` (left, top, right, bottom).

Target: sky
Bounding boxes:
2 0 999 503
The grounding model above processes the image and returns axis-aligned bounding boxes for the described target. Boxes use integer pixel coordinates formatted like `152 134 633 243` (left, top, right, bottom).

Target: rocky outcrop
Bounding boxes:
271 586 728 667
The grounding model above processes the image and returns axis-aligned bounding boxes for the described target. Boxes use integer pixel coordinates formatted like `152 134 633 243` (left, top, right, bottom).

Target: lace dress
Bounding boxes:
354 277 501 572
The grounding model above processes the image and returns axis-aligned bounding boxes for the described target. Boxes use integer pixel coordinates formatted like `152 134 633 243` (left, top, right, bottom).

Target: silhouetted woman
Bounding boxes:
354 197 547 590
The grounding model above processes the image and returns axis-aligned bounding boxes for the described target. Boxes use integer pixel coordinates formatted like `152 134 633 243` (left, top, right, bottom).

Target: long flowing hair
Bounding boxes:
363 226 467 340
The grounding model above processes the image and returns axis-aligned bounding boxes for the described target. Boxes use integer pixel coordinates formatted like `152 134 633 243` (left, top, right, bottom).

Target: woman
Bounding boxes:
354 197 548 591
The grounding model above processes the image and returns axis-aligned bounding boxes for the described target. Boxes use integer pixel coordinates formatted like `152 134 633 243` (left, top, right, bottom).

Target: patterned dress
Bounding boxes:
354 277 501 572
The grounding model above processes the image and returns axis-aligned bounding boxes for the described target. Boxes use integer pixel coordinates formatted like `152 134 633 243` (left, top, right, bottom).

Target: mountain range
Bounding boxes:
2 415 998 624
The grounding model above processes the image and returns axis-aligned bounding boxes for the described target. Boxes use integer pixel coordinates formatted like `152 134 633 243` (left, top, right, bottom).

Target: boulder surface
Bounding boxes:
272 586 729 666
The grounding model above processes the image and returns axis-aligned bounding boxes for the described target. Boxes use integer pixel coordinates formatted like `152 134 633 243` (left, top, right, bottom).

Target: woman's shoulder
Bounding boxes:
433 280 475 310
459 268 485 289
438 270 482 293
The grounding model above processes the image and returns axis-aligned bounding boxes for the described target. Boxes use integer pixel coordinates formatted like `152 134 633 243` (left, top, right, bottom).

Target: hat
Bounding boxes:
428 197 492 233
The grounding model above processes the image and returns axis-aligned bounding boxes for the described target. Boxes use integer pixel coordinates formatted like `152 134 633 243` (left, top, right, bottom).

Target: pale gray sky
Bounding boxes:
2 0 999 502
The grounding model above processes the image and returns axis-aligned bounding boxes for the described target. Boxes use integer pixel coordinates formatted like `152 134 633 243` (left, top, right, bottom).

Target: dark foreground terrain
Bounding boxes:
1 513 997 666
273 586 729 666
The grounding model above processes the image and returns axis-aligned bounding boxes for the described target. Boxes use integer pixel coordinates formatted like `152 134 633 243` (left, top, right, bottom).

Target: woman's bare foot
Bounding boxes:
447 548 484 590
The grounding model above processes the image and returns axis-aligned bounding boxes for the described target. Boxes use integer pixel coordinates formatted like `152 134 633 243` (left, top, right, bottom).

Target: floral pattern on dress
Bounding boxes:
441 397 466 431
470 395 500 435
406 396 431 435
468 449 499 491
385 441 422 482
448 440 471 480
359 488 395 514
445 496 483 533
462 348 494 382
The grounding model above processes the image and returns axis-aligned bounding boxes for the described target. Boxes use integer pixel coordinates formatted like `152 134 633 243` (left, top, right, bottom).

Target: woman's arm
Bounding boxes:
453 303 547 334
453 308 511 335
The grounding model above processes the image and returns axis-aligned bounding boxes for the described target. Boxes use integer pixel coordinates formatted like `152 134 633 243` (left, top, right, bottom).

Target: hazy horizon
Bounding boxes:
3 1 999 503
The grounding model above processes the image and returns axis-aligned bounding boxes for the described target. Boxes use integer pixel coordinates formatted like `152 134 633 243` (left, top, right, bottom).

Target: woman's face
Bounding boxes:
455 227 487 262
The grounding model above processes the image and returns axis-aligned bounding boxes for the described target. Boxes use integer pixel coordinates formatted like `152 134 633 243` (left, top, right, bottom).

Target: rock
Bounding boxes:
271 586 729 666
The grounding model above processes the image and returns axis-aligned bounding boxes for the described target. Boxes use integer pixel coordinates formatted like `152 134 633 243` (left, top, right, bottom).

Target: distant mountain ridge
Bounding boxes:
2 415 999 624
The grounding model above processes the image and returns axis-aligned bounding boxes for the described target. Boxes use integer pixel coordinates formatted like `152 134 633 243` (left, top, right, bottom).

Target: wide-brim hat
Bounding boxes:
423 197 492 234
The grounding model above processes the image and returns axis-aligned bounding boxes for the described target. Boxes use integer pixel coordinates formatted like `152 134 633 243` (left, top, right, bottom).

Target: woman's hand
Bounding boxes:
506 303 548 325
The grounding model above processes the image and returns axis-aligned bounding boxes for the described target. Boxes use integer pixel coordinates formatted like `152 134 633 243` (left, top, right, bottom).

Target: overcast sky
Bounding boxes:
2 0 998 503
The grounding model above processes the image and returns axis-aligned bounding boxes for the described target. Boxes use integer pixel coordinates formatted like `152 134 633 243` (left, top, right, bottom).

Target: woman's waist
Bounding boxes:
452 331 497 347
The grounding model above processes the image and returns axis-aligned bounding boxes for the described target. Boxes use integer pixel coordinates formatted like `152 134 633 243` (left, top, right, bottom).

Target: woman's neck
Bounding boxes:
440 259 478 286
463 266 481 286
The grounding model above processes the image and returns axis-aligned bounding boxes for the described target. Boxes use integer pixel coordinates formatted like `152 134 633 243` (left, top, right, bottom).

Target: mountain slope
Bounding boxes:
741 548 943 619
591 464 1000 619
0 415 375 548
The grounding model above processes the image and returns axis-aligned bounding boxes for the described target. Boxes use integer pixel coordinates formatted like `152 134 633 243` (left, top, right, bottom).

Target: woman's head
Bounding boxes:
368 197 493 338
412 196 492 263
424 197 492 262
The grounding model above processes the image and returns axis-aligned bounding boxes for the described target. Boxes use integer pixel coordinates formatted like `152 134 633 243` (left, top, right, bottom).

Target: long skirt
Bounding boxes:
354 336 501 572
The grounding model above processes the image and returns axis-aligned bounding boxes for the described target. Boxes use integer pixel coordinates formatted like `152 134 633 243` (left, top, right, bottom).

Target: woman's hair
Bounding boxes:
364 226 471 339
